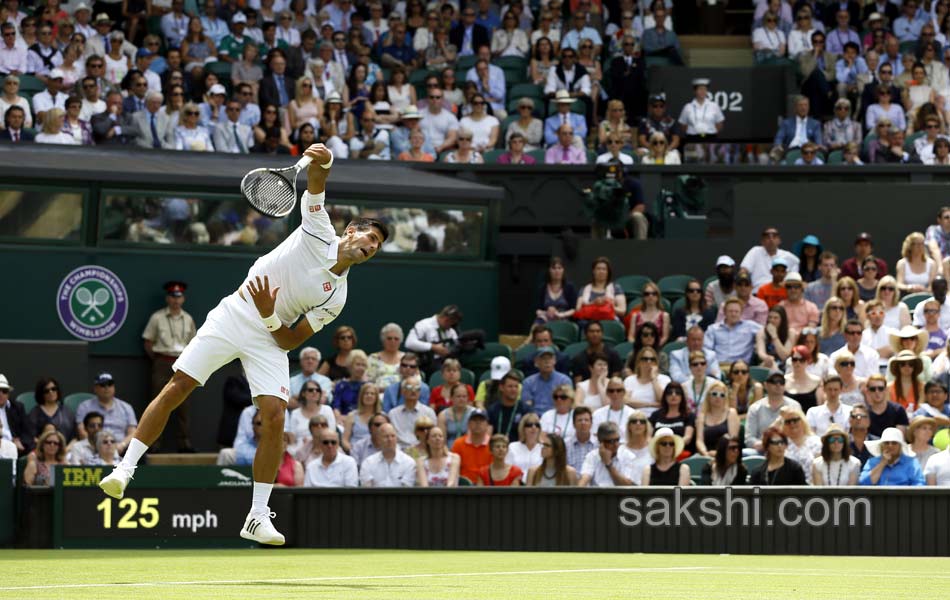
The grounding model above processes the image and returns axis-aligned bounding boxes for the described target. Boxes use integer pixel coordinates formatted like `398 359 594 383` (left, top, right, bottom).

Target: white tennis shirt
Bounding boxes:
244 190 347 333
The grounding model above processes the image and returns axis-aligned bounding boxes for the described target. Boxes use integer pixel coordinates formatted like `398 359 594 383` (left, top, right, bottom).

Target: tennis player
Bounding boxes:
99 144 388 544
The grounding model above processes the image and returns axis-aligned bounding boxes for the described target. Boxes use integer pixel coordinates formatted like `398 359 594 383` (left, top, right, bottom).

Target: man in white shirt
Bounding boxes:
543 46 591 100
740 226 801 290
78 75 106 121
806 375 852 435
862 299 895 369
830 320 881 379
405 304 461 374
98 145 389 547
213 97 254 153
161 0 190 48
349 107 391 160
387 375 437 449
73 4 97 43
26 23 62 78
578 422 639 486
351 413 389 466
924 446 950 485
32 67 67 127
594 378 635 442
363 3 388 47
359 423 417 487
303 429 358 487
0 23 27 76
420 87 459 154
912 276 950 329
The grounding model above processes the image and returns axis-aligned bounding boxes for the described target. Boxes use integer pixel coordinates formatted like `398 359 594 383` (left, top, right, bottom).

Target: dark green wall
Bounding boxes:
1 246 498 357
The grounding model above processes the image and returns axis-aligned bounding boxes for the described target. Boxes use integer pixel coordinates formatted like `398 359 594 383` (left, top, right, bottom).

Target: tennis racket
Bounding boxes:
240 155 313 218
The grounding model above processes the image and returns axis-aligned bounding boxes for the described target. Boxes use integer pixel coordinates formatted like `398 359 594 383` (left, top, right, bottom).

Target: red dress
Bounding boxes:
477 464 523 486
275 452 298 487
429 384 475 411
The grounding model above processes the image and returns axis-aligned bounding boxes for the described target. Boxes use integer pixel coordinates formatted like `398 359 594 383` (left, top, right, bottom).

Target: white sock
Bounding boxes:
121 438 149 468
251 482 273 513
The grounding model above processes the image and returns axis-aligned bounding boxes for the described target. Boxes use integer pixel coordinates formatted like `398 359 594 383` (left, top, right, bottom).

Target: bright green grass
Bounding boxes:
1 550 947 600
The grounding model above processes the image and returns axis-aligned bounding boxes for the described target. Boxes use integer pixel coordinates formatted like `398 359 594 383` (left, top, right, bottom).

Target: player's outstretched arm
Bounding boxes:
304 144 333 196
246 275 316 351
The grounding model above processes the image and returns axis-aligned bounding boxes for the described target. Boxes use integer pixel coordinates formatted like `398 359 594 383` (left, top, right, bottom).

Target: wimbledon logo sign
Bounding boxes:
56 266 129 342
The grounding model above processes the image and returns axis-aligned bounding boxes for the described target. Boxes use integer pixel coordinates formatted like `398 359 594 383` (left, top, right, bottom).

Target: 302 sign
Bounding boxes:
96 497 159 529
711 91 743 112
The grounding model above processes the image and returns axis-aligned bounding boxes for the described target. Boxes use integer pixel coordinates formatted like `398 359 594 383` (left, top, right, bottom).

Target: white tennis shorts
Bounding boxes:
174 293 290 402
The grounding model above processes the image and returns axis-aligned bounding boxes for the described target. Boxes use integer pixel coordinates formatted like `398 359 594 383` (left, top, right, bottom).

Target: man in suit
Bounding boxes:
258 50 295 108
773 95 822 150
450 6 489 57
91 90 139 145
0 106 34 142
545 123 587 164
608 35 647 123
286 29 318 80
0 374 33 456
132 91 175 149
544 90 587 147
213 98 254 153
122 72 149 115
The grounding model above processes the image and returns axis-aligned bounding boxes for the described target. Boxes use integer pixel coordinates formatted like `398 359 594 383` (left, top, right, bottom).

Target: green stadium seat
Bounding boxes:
613 341 634 363
703 275 717 290
205 61 233 85
826 150 844 165
615 275 653 300
749 366 772 383
742 456 765 480
409 68 432 99
899 40 917 55
671 297 686 314
660 340 685 358
621 149 638 163
585 149 597 164
461 342 512 380
546 321 579 348
658 274 695 301
456 55 478 73
509 82 543 100
683 455 712 485
64 392 95 414
483 148 505 163
428 368 476 387
645 55 675 68
527 148 546 163
514 343 537 364
901 292 932 311
783 148 802 165
598 320 626 345
862 131 876 155
18 74 45 96
15 391 35 413
562 341 589 358
458 475 474 486
905 130 925 151
494 56 528 85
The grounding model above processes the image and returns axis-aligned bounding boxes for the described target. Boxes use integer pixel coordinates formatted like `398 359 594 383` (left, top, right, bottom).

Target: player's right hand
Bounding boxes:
246 275 280 318
303 144 333 169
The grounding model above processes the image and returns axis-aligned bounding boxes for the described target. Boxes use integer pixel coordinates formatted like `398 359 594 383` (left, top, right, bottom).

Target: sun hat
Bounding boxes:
820 423 849 442
888 349 923 378
907 415 937 442
867 427 915 457
0 374 11 391
888 326 928 355
792 234 823 257
554 89 574 104
648 427 684 460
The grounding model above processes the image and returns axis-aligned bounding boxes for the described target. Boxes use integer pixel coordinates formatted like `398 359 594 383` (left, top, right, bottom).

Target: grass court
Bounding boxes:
1 549 946 599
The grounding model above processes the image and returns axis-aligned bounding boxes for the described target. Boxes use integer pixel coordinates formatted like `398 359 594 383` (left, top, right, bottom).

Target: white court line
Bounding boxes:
0 567 710 592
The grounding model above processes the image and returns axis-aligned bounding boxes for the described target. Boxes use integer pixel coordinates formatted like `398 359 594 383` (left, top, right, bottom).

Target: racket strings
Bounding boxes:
241 171 297 218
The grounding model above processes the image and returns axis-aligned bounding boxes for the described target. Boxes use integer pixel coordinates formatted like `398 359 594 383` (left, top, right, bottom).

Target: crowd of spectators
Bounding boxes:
13 210 950 489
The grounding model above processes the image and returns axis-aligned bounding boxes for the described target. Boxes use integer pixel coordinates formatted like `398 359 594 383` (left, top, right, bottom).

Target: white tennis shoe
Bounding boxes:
240 508 285 545
99 463 136 499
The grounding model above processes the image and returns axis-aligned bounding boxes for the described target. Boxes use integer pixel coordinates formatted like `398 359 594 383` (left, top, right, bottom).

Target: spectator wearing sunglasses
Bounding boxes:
27 377 75 444
304 429 358 487
640 131 681 164
578 422 639 486
744 372 802 453
596 132 634 164
699 434 747 485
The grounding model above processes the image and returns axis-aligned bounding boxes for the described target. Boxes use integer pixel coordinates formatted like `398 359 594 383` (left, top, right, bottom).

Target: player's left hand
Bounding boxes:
246 275 280 318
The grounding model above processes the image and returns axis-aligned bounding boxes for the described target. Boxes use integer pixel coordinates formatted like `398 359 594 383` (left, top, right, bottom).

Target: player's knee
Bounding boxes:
158 372 198 407
257 397 285 434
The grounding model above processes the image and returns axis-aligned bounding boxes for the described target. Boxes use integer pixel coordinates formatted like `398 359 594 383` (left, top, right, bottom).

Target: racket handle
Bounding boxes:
295 155 313 170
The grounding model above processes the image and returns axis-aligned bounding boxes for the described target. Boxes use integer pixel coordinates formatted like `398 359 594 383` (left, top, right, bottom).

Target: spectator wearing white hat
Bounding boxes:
390 106 434 157
641 427 690 485
475 356 520 409
859 426 926 485
73 3 97 41
704 255 737 309
198 82 228 127
217 12 251 65
31 67 68 124
677 77 723 143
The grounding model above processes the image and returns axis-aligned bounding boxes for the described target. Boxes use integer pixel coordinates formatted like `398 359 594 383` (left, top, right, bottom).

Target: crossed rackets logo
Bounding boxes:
71 282 115 325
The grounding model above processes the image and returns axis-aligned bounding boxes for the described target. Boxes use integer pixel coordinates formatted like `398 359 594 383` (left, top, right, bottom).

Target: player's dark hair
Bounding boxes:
347 217 389 242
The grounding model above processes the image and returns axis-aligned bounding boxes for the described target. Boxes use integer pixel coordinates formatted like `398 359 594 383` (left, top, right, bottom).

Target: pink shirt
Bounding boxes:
780 298 820 331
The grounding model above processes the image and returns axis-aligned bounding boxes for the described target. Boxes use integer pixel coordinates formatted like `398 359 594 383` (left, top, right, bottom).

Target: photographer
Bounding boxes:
584 161 648 240
406 305 464 376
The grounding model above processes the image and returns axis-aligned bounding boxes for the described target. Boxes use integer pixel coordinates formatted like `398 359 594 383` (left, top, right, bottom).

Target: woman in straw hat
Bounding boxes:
907 415 939 470
887 349 925 410
641 427 690 486
749 426 807 485
812 424 861 486
885 326 932 382
858 426 925 485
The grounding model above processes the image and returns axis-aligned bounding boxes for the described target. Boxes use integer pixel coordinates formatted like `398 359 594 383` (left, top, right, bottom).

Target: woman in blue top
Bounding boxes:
332 350 369 420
